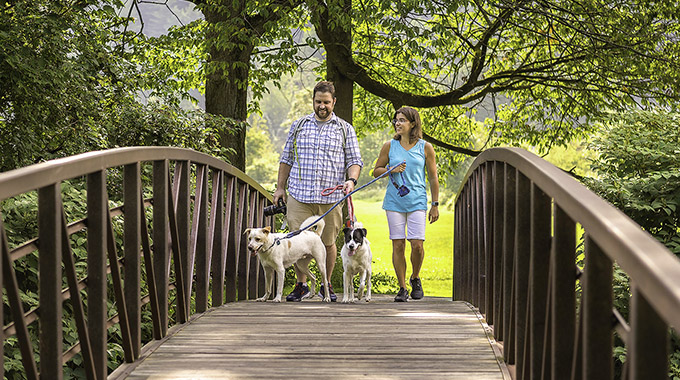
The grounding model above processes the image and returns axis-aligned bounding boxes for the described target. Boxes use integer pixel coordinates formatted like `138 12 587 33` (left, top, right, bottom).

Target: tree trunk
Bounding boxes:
324 0 353 124
204 5 253 171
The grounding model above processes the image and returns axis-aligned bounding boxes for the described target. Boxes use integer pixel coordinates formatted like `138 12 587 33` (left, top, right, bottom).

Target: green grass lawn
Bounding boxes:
352 199 454 298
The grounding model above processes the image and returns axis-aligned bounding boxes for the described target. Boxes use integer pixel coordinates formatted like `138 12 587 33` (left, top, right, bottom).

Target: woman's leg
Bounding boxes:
392 239 407 288
386 210 408 290
409 239 425 280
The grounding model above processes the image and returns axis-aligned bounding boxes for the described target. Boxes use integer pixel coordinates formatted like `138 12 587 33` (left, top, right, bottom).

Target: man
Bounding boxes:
273 81 363 302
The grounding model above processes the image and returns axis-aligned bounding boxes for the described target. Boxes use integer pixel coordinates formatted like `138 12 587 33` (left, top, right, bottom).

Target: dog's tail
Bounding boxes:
301 215 325 237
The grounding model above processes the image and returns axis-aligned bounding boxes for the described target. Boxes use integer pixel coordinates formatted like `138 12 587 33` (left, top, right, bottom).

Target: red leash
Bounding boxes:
321 185 355 228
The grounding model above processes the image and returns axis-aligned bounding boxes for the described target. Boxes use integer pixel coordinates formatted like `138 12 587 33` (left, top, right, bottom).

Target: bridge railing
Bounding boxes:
0 147 274 380
454 147 680 380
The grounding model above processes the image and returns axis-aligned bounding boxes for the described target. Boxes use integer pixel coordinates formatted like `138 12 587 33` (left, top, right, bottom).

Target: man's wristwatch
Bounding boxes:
348 177 358 186
431 201 439 207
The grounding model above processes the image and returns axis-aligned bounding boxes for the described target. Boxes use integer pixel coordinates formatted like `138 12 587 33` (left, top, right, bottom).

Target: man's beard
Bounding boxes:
315 107 330 119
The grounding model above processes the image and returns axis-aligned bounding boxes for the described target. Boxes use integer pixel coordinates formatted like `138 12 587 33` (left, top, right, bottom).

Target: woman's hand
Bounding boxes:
428 206 439 224
391 162 407 173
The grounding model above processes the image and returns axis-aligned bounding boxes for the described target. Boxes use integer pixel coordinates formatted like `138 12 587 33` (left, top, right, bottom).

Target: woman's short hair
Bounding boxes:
392 106 422 143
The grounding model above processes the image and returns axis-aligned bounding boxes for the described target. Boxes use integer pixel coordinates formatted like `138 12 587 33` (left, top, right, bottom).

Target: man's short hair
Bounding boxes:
313 81 336 98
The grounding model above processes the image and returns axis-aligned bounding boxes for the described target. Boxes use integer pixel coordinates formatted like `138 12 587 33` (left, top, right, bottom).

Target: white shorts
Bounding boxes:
385 209 426 241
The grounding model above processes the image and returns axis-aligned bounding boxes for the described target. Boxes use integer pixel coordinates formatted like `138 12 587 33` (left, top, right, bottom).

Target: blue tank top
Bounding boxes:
382 139 427 212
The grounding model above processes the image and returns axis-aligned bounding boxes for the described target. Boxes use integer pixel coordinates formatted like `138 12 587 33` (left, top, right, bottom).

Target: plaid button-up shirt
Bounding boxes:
280 112 363 204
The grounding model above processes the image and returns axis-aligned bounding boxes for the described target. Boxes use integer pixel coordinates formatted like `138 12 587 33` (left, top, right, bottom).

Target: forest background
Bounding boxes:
2 0 680 378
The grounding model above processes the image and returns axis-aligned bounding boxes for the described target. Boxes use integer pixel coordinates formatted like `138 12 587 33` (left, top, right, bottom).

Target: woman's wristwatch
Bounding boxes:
431 201 439 207
347 177 358 186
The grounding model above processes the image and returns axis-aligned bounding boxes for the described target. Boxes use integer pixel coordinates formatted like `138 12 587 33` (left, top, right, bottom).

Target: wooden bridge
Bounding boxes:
1 147 679 380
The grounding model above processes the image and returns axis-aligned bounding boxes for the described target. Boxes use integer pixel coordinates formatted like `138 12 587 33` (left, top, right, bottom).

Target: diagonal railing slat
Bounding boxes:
0 147 273 378
2 220 39 380
455 147 680 380
59 207 95 378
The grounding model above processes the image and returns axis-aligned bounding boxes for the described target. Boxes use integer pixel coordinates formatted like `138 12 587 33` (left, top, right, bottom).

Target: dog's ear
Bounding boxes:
243 228 251 236
359 228 367 237
343 227 351 235
263 226 271 234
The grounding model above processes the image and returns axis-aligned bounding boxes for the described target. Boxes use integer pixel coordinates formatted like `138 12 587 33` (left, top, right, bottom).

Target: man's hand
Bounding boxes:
343 180 356 194
273 187 286 205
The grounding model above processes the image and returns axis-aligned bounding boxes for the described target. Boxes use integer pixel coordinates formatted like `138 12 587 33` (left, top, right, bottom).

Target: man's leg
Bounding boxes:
325 243 336 283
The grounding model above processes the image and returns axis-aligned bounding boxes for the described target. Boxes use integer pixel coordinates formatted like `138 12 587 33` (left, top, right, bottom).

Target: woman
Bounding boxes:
373 107 440 302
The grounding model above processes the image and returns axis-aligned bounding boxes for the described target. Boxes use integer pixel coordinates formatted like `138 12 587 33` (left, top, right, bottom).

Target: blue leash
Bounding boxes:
270 161 406 247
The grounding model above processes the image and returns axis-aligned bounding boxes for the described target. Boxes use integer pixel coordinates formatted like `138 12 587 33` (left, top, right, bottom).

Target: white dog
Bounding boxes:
244 215 330 302
340 222 372 303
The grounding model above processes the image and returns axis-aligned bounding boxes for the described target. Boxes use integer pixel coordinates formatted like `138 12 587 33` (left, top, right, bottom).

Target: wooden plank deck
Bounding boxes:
112 295 509 380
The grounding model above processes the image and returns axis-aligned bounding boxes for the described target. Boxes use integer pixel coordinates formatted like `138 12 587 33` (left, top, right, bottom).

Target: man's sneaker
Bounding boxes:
318 283 338 302
394 287 409 302
410 277 424 299
286 282 310 302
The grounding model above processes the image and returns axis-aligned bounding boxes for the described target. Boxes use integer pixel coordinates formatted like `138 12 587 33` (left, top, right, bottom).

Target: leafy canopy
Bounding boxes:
313 0 680 156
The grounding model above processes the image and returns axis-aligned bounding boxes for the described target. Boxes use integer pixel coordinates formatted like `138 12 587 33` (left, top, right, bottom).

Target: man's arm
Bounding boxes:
344 164 361 193
273 162 292 204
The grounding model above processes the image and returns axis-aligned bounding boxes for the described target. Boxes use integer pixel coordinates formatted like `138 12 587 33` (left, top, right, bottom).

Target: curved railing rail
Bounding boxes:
454 147 680 380
0 147 274 379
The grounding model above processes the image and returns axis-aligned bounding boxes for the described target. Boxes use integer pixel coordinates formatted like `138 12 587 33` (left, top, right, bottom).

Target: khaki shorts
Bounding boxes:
286 196 344 246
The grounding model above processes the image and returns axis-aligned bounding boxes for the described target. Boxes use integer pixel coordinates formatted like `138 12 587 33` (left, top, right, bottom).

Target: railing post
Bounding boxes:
173 161 191 315
484 163 493 319
225 176 239 303
493 161 504 339
552 205 576 380
529 184 551 380
453 193 460 300
514 172 531 379
0 220 3 380
582 236 613 380
208 169 224 309
629 285 668 379
153 160 170 336
236 182 248 301
87 170 107 379
466 181 474 303
502 165 516 363
193 165 209 311
256 197 267 298
471 172 479 305
39 184 63 380
247 190 258 299
124 163 142 359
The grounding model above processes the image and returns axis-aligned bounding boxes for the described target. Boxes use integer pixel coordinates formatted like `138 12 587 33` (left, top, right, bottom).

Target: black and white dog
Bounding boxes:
340 222 372 303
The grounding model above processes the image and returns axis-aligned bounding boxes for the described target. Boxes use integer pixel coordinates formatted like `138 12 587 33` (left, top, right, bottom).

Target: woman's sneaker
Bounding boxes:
394 287 409 302
410 278 424 299
285 282 310 302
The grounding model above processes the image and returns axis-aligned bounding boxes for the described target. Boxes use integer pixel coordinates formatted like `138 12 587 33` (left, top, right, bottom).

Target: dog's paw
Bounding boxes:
272 297 282 303
323 296 331 303
365 296 371 302
256 297 267 302
341 298 350 304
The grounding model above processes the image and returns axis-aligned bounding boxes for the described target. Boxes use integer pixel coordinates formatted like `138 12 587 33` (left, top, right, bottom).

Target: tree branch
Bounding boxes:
422 132 482 156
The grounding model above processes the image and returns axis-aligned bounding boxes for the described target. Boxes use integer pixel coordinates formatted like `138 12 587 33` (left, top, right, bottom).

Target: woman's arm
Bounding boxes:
424 142 440 223
373 141 405 178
